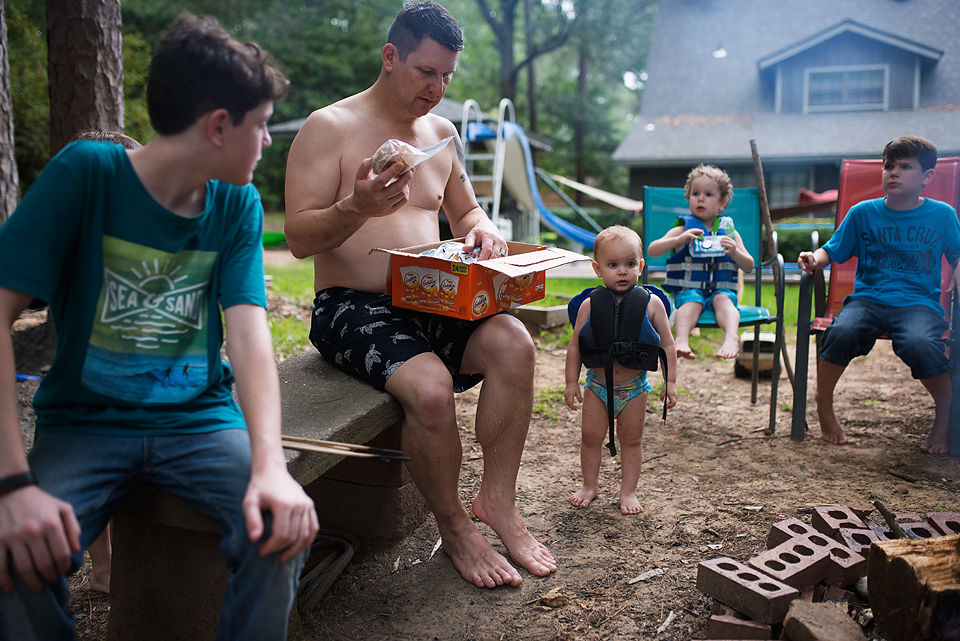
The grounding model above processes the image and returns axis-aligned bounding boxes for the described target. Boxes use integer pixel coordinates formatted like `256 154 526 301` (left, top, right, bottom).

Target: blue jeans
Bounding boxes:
0 429 305 641
819 298 951 379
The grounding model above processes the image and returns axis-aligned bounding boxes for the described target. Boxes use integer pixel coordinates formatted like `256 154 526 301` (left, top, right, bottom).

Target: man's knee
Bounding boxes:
466 314 535 375
387 356 456 422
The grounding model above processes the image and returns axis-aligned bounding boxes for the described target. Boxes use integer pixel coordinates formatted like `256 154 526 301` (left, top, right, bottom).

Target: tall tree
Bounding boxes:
45 0 123 155
472 0 578 105
0 0 19 221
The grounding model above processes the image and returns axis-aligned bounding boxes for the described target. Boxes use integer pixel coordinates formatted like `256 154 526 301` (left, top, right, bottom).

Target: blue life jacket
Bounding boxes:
663 215 739 293
568 285 670 456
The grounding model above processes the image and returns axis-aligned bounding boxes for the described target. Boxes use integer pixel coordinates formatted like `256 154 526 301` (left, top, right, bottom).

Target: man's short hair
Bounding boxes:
684 164 733 205
883 135 938 173
593 225 644 261
388 1 464 60
147 13 288 135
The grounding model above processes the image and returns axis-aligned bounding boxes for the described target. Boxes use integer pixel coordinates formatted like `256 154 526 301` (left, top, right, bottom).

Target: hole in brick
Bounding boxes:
809 535 827 545
737 572 761 582
839 521 856 528
833 549 850 559
718 562 738 571
945 521 959 533
778 553 800 564
788 524 806 534
852 533 871 544
765 560 786 571
827 510 848 519
794 545 814 556
913 527 932 538
758 582 781 592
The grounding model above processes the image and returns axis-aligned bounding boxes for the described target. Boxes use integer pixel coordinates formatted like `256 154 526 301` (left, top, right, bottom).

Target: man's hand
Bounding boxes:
242 466 318 562
0 486 80 593
348 157 415 220
463 225 508 261
797 251 818 275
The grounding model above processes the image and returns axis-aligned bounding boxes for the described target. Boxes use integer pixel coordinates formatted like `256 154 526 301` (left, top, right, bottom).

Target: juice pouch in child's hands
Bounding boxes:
372 137 454 176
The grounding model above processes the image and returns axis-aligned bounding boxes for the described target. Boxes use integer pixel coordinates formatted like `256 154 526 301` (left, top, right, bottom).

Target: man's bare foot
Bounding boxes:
570 486 597 508
816 396 847 444
89 564 110 594
620 493 643 515
675 341 696 360
440 522 524 588
921 424 949 454
473 494 557 579
715 338 739 360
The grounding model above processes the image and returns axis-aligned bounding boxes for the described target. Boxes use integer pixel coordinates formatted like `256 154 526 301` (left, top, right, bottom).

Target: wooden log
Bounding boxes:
867 534 960 641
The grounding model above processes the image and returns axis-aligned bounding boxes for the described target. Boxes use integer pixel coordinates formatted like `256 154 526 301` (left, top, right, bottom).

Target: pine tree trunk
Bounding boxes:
45 0 123 156
0 0 19 222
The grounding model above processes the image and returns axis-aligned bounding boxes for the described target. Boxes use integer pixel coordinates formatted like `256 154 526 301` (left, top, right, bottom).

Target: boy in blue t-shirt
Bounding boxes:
798 136 960 454
0 14 318 639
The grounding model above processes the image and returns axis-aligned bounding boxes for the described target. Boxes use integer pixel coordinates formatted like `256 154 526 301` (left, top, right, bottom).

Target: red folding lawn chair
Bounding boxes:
792 157 960 455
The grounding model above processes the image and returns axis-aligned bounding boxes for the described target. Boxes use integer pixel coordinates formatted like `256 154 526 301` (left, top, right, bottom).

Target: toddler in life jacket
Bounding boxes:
564 226 678 515
647 165 754 359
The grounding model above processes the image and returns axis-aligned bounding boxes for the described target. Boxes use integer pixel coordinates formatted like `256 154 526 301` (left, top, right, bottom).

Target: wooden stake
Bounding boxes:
280 435 410 461
750 139 795 388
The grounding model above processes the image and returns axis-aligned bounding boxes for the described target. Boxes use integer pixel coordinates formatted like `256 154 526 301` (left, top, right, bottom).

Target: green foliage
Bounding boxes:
532 386 565 424
7 3 49 190
772 225 834 263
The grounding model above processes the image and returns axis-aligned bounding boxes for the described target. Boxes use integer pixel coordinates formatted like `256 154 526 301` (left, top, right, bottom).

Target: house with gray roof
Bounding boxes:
613 0 960 207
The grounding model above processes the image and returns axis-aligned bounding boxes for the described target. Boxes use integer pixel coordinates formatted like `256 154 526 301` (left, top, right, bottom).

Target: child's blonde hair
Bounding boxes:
684 164 733 205
593 225 643 260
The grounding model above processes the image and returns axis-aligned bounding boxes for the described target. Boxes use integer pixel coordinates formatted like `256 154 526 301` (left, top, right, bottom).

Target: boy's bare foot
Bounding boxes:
674 341 696 360
472 494 557 580
715 338 739 360
921 423 949 454
570 486 598 508
816 394 847 444
620 493 643 515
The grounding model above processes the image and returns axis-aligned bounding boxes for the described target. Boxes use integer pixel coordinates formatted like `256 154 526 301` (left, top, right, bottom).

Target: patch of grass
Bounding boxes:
268 315 312 361
264 259 315 360
533 386 566 424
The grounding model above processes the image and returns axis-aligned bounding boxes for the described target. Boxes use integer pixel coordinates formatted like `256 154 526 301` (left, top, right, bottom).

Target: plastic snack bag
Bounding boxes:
372 136 454 176
419 241 483 264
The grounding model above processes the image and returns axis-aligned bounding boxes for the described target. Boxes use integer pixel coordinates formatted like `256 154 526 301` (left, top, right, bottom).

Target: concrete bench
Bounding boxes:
106 352 428 641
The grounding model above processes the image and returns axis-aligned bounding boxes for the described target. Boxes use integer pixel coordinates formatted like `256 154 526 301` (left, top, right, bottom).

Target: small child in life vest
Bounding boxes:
564 226 678 515
647 165 754 359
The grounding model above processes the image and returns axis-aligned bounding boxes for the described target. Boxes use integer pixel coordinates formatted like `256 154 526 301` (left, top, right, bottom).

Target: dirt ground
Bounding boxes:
14 303 960 640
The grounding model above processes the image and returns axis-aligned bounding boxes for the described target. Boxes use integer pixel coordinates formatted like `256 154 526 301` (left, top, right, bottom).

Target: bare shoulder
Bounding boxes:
294 96 366 146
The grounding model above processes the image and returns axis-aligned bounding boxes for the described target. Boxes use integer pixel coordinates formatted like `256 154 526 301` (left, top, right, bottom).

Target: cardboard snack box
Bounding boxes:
374 240 590 320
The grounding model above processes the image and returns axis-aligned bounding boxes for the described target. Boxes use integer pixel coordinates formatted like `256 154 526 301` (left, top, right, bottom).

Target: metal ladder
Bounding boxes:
459 98 513 227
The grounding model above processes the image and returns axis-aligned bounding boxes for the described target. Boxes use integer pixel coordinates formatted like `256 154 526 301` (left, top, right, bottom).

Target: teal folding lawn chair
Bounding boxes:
642 187 785 433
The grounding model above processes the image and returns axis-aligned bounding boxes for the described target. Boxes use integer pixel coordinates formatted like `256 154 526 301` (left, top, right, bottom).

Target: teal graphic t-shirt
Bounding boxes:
0 141 266 435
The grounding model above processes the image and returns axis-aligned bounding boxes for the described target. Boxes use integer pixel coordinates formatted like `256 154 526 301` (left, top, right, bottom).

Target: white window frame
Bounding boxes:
803 64 889 114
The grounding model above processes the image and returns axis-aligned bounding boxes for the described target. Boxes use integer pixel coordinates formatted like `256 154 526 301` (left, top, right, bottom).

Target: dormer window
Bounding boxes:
804 65 888 113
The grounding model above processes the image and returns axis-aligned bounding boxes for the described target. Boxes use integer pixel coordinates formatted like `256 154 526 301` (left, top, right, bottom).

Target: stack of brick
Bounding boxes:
693 506 960 640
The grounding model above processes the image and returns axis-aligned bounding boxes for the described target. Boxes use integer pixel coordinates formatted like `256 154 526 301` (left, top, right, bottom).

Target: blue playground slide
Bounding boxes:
465 121 598 250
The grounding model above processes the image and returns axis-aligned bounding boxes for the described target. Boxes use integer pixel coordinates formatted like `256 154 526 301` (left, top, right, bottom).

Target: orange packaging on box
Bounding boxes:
374 240 590 320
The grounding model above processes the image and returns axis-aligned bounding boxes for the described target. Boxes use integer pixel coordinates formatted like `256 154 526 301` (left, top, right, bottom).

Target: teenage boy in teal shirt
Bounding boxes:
798 136 960 454
0 14 318 639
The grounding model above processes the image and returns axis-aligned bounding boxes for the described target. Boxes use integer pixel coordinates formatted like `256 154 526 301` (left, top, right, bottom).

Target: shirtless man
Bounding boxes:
284 1 556 588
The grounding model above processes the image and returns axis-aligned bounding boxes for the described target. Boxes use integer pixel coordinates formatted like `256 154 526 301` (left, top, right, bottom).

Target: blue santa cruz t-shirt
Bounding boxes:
0 141 267 436
822 196 960 316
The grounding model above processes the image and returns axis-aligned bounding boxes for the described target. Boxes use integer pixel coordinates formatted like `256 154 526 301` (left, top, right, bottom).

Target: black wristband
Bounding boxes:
0 471 37 497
